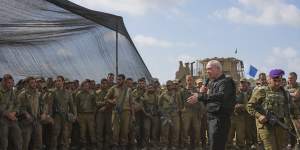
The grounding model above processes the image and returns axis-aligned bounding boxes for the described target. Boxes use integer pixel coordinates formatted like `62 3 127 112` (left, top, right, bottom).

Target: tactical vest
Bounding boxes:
261 88 286 118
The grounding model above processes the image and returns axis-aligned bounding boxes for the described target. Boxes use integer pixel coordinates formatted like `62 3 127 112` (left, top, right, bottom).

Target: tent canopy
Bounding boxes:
0 0 152 81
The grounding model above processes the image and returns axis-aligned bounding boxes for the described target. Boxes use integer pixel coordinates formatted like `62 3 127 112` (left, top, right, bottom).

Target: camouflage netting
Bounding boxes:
0 0 152 81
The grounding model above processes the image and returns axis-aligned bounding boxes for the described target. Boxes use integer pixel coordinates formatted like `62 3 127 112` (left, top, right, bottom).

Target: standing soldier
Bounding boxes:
131 78 147 149
196 78 208 149
95 79 112 150
153 80 162 96
18 77 47 150
0 74 22 150
47 76 77 150
247 69 300 150
253 72 268 149
105 74 134 150
126 78 134 89
75 80 97 150
107 73 115 88
181 75 202 150
245 80 257 149
253 73 268 92
141 83 160 150
287 72 300 147
227 78 249 149
159 80 182 150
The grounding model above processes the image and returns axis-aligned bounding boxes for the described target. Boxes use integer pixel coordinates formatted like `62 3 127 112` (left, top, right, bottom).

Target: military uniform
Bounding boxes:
181 86 202 150
287 83 300 143
75 90 97 149
18 88 46 150
159 90 182 149
141 91 160 149
244 90 257 148
227 90 249 149
105 85 133 149
252 85 267 148
47 88 77 150
0 86 22 150
131 88 146 148
95 88 112 150
247 86 300 150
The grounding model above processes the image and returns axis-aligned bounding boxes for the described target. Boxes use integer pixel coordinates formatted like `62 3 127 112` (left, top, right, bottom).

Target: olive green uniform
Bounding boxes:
18 88 46 150
141 91 160 148
95 88 112 150
287 83 300 142
247 86 300 150
227 90 249 149
181 86 202 149
131 88 146 147
0 86 22 150
244 90 257 147
105 85 133 148
159 90 182 149
47 88 77 150
75 90 97 149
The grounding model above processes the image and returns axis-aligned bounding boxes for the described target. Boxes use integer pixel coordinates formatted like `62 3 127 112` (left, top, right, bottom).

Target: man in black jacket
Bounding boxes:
188 60 236 150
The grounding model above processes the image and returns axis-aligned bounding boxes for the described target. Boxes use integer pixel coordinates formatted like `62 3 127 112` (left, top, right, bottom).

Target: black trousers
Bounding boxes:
207 113 231 150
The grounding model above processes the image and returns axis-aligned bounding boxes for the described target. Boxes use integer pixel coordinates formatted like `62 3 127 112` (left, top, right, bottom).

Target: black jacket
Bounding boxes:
199 74 236 115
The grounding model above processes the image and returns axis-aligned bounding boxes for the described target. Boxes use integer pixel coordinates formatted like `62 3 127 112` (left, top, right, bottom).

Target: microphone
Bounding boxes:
204 78 210 87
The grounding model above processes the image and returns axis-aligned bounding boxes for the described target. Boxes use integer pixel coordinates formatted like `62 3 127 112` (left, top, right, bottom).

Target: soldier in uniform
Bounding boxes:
244 80 257 149
287 72 300 147
95 78 112 150
18 77 47 150
196 79 208 149
126 78 134 89
227 78 249 149
159 80 182 150
107 73 115 88
131 78 147 149
75 80 97 150
105 74 134 150
181 75 202 150
247 69 300 150
141 83 160 150
154 79 162 96
0 74 22 150
47 76 77 150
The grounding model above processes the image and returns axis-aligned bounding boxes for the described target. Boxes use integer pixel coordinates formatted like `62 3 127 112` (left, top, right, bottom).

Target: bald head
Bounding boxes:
206 60 223 79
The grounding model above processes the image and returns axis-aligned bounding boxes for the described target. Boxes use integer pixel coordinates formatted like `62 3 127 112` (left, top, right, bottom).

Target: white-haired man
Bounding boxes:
188 60 236 150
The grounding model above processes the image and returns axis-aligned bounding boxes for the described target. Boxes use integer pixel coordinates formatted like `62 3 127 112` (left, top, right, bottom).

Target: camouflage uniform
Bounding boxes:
18 88 46 150
247 86 300 150
0 86 22 150
75 90 97 149
159 89 182 149
95 88 112 150
105 85 133 149
47 88 77 150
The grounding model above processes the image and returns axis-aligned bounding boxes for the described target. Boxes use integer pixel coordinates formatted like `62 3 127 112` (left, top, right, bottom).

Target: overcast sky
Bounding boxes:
70 0 300 83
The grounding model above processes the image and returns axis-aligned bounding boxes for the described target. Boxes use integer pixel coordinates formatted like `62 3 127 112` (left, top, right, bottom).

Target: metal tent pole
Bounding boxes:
116 24 119 76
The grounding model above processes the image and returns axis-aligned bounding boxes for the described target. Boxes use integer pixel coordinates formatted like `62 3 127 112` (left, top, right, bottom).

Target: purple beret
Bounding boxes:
269 69 285 78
